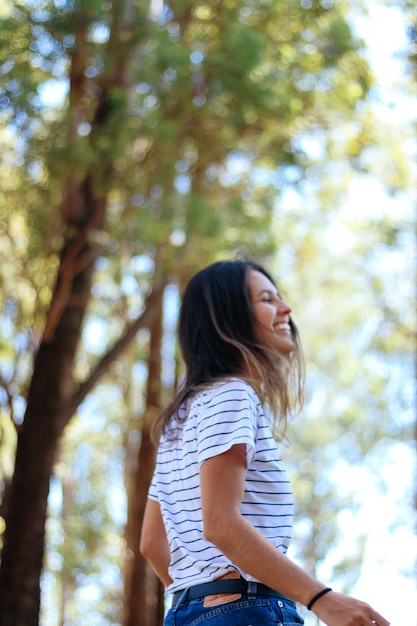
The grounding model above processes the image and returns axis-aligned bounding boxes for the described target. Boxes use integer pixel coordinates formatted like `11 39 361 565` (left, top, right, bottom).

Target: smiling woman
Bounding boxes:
247 269 296 356
140 259 391 626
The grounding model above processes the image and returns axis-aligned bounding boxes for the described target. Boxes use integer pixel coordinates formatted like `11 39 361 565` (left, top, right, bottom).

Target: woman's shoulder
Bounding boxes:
197 377 259 407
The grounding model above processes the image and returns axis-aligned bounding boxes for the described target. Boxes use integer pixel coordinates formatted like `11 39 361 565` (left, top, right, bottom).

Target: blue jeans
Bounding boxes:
164 594 304 625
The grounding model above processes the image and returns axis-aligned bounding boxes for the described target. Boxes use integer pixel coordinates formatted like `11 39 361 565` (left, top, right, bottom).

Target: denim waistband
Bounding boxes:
171 579 291 608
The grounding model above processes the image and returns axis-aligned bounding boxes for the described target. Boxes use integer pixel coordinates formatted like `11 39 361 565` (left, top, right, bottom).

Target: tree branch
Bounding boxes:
63 285 165 423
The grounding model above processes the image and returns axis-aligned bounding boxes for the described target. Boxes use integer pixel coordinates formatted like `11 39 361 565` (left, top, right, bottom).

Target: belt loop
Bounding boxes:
248 581 257 599
172 588 188 612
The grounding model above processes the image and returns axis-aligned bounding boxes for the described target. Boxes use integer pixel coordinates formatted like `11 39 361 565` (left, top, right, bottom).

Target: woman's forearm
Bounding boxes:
204 510 389 625
200 445 389 625
203 506 321 606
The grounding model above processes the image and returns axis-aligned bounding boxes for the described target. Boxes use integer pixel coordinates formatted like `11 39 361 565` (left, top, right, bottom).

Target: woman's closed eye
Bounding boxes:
258 295 280 304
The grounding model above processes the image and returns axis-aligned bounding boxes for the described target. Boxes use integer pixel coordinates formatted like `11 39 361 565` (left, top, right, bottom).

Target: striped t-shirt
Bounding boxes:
148 378 293 594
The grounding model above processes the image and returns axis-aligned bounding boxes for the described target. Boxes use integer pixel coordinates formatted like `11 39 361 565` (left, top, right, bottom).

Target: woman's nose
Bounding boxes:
278 300 291 314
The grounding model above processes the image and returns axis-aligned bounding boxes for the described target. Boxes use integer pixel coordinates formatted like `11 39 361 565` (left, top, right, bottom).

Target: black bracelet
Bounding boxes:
307 587 332 610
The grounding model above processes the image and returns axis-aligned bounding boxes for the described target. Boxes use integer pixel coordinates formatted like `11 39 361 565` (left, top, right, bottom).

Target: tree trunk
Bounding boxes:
0 4 151 621
124 288 165 626
0 180 101 625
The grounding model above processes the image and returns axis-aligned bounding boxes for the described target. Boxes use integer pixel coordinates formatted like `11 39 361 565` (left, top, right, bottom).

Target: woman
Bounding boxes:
140 259 389 626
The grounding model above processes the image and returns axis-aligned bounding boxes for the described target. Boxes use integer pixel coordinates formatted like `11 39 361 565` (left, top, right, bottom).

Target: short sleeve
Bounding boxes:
195 381 258 468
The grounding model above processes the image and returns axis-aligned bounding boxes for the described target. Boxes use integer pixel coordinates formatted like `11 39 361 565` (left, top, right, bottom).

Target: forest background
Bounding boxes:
0 0 415 625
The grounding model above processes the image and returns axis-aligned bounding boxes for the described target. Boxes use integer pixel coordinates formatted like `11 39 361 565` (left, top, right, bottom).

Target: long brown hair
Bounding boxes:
153 259 304 442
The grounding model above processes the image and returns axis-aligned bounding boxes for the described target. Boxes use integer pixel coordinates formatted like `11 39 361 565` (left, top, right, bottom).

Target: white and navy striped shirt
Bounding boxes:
148 378 293 594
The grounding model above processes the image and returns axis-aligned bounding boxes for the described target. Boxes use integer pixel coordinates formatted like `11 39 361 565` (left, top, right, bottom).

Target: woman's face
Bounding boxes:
247 270 295 355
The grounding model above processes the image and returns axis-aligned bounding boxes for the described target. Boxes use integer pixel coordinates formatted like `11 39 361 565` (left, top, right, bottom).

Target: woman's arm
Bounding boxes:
140 498 173 587
200 443 389 626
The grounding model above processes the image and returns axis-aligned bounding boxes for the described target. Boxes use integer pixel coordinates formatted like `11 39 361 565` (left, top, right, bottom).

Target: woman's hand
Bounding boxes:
311 590 390 626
